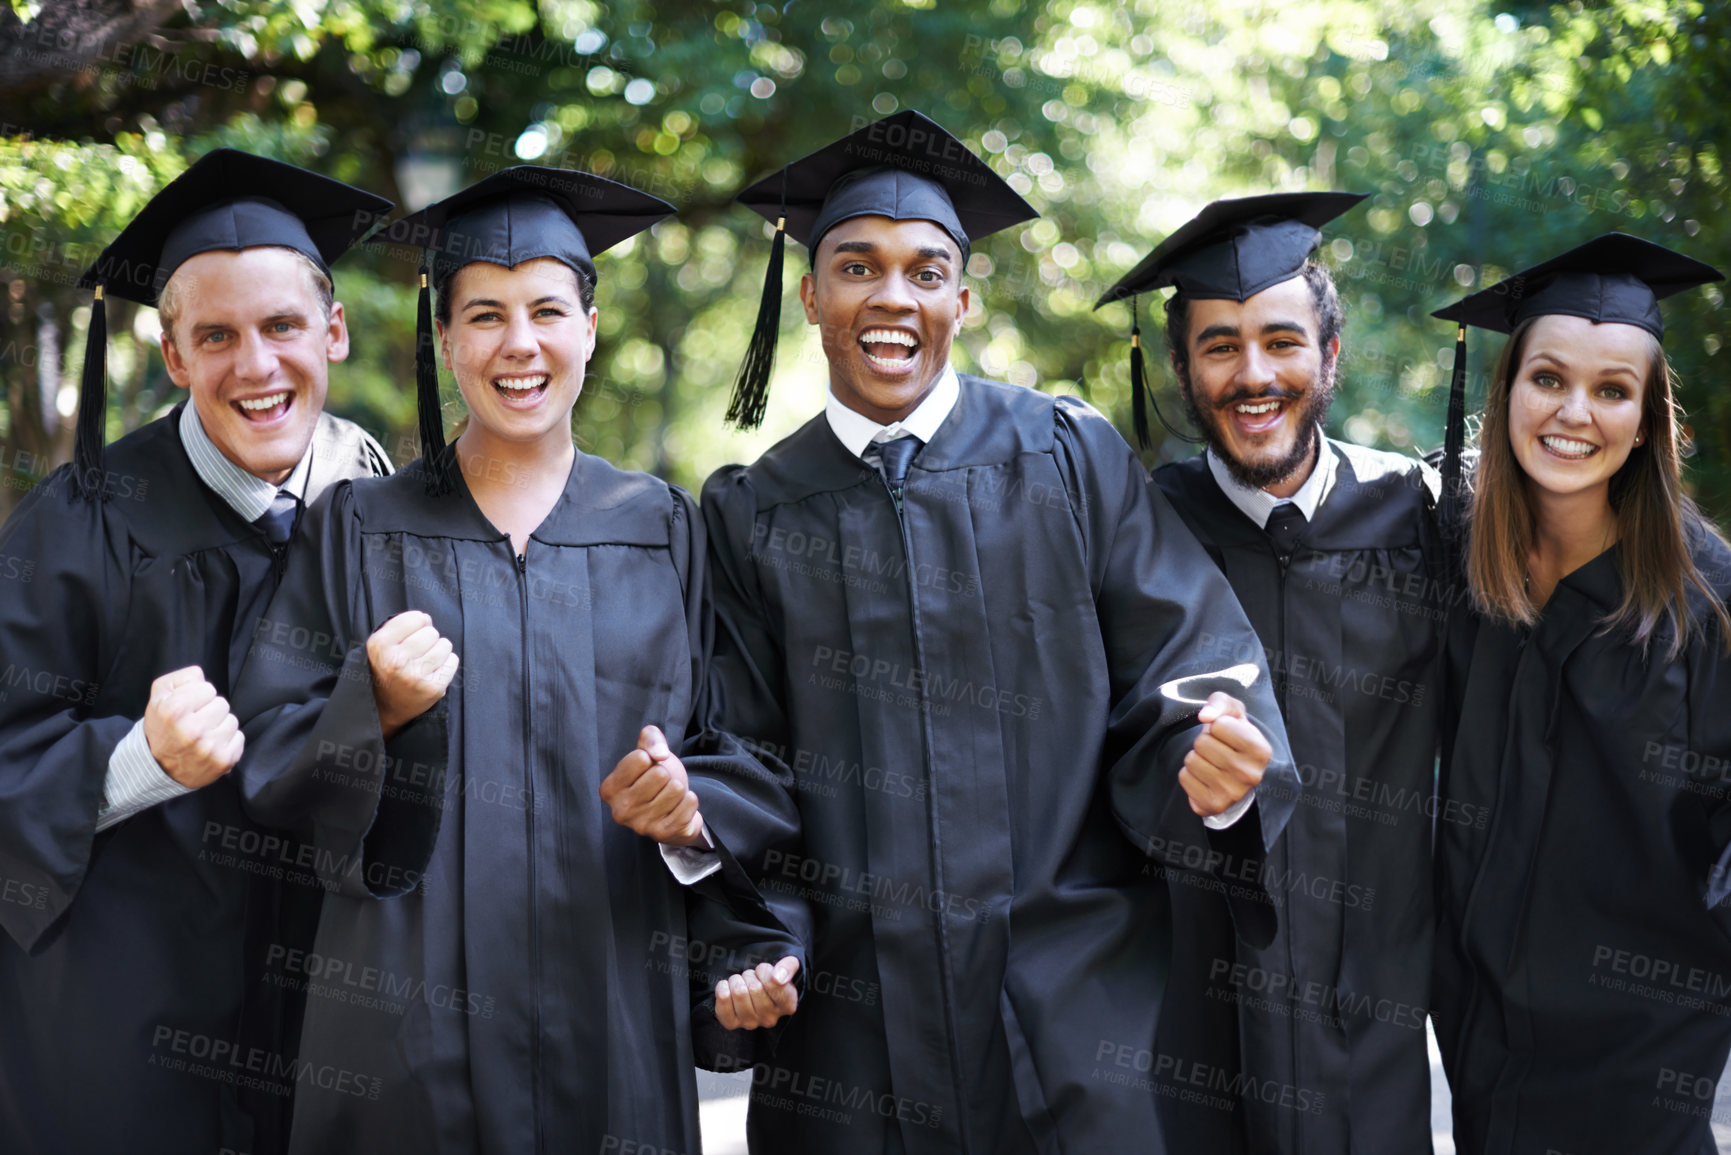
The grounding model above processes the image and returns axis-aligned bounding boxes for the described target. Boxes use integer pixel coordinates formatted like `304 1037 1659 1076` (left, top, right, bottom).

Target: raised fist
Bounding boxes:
143 666 244 788
366 611 459 739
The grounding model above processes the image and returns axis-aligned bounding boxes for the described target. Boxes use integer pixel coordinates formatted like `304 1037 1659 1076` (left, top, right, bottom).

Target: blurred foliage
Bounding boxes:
0 0 1727 522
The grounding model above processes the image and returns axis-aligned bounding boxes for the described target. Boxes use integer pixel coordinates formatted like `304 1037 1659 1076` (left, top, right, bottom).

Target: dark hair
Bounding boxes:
1163 261 1343 369
434 259 596 325
1468 317 1731 657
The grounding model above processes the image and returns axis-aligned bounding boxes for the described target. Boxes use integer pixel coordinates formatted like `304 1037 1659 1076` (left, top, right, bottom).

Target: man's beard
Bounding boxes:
1179 359 1337 491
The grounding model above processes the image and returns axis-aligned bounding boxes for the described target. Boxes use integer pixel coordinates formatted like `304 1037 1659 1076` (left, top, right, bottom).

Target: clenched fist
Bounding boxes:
143 666 243 788
367 611 459 739
716 957 801 1030
600 725 704 847
1179 692 1273 817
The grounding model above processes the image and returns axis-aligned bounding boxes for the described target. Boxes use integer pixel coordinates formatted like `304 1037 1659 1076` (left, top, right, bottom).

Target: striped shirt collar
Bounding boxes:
177 400 312 523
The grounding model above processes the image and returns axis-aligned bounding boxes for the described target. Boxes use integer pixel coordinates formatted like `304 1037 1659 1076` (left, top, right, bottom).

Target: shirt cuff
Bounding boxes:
96 720 194 832
1202 789 1256 831
659 827 721 885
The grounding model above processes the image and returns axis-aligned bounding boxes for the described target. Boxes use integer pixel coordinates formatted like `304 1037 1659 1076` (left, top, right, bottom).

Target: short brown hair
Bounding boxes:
159 247 333 345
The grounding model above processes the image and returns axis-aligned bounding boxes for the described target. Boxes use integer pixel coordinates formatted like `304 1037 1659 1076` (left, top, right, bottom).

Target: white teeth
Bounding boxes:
860 329 917 348
237 393 289 411
1236 400 1280 415
494 375 549 392
1541 436 1598 458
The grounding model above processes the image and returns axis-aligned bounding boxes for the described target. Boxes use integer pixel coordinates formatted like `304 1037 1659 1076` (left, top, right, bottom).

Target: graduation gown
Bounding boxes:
231 450 801 1155
1435 534 1731 1155
1153 442 1446 1155
0 404 389 1155
698 375 1299 1153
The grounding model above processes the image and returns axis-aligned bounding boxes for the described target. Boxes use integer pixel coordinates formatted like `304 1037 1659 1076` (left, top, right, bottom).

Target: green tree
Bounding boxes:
2 0 1726 520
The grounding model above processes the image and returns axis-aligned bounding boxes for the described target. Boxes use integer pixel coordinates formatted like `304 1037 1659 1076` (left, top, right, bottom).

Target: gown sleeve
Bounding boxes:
1052 399 1299 947
231 480 447 900
0 474 132 951
1688 547 1731 909
685 468 818 1067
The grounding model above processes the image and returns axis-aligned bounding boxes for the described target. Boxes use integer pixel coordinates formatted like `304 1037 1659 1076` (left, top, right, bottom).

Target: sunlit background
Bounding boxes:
2 0 1726 523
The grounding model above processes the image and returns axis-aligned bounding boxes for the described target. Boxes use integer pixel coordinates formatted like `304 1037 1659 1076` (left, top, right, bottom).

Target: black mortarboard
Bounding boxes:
370 165 675 494
70 148 390 500
1430 233 1724 565
1432 232 1721 338
726 111 1038 428
1093 192 1369 449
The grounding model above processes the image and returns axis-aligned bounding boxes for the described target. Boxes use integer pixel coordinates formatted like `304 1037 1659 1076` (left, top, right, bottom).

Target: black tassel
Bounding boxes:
1440 323 1468 558
726 215 785 430
415 265 453 496
1129 322 1152 451
1126 293 1202 451
71 285 108 502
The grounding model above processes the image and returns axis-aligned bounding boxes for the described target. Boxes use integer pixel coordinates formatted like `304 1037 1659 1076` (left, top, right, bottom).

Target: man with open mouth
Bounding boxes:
1099 193 1448 1155
0 149 393 1155
656 111 1299 1154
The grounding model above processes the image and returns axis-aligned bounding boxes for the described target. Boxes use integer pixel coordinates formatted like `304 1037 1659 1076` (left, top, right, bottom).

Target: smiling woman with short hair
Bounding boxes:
1432 233 1731 1154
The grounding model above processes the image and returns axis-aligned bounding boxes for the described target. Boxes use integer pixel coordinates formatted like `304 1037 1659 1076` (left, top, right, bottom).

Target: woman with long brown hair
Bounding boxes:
1431 233 1731 1154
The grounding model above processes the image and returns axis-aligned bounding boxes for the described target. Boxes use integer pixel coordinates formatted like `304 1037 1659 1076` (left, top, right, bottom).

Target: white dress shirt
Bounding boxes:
1204 429 1338 527
1193 430 1336 831
97 403 313 831
823 364 960 458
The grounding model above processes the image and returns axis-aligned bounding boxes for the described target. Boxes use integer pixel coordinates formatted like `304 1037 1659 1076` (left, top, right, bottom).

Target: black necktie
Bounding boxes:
255 490 301 547
865 434 921 510
1265 501 1307 563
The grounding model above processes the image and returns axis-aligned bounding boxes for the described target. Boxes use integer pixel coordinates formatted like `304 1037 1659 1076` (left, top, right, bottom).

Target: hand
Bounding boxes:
600 725 704 847
716 957 800 1030
1179 692 1271 817
366 611 459 739
142 666 244 788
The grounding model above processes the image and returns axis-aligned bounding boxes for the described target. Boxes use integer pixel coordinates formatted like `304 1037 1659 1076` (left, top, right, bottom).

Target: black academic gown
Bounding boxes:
231 450 801 1155
1153 442 1447 1155
0 405 389 1155
697 375 1299 1154
1435 533 1731 1155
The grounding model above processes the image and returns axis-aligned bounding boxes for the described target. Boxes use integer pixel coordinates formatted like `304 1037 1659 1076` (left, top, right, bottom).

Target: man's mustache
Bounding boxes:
1211 386 1305 410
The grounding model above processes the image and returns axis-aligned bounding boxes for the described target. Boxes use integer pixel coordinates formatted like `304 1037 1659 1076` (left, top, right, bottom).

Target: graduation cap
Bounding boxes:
727 110 1039 429
1093 192 1369 449
370 165 675 494
1430 232 1724 555
70 148 391 501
